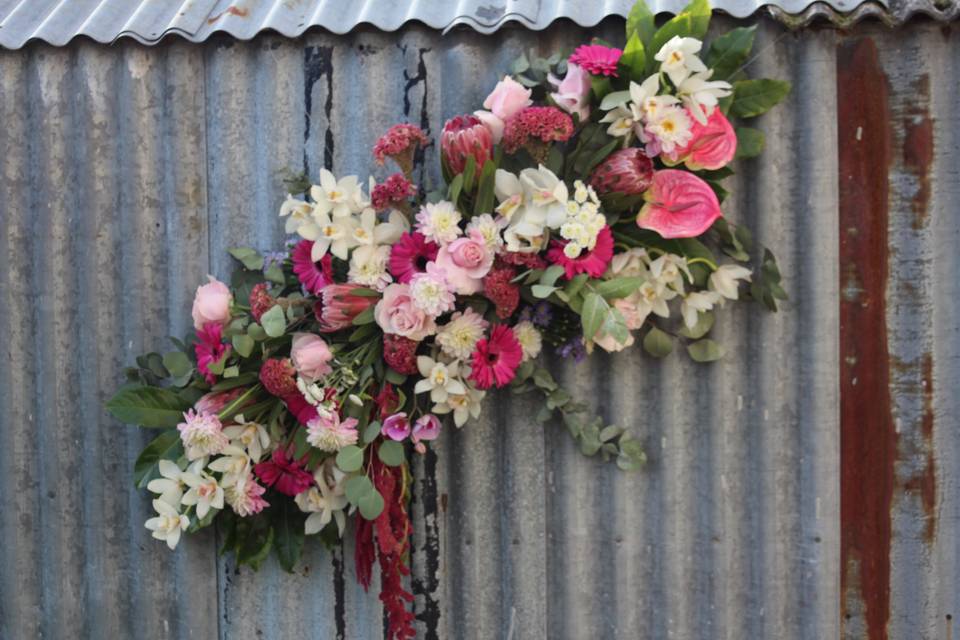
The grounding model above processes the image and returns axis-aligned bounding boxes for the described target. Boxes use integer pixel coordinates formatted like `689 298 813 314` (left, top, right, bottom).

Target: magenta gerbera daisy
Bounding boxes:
546 225 614 279
469 324 523 390
195 322 230 385
569 44 622 77
292 239 334 295
388 231 439 284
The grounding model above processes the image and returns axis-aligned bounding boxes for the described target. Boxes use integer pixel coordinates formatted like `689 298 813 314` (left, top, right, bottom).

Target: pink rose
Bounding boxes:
290 333 334 382
548 62 591 122
638 170 723 239
382 412 411 441
472 110 505 143
434 231 494 295
666 108 737 171
374 283 437 341
192 276 232 330
483 76 532 122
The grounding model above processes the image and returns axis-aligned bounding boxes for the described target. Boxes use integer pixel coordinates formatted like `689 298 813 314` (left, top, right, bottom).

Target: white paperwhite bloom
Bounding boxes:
295 460 349 537
607 248 651 279
144 499 190 550
600 74 664 139
650 254 692 295
433 384 485 427
636 280 675 321
207 444 251 488
310 169 365 219
279 196 316 236
654 36 707 87
416 201 462 245
180 464 225 520
678 70 732 124
146 459 186 507
645 106 694 154
223 416 270 463
681 291 722 330
709 264 752 302
513 321 543 362
309 209 358 261
352 208 408 248
465 213 505 250
414 356 466 403
348 244 392 290
494 166 568 253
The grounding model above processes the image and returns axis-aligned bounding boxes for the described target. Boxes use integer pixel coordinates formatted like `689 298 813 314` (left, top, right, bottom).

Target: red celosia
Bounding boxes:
469 324 523 389
292 240 334 295
248 283 274 322
546 225 614 279
373 123 430 175
195 322 230 385
482 263 520 319
568 44 622 77
259 357 298 398
253 447 313 497
314 284 377 332
589 147 655 196
371 173 417 211
498 250 548 271
440 114 494 175
383 333 419 375
501 106 574 155
388 231 438 284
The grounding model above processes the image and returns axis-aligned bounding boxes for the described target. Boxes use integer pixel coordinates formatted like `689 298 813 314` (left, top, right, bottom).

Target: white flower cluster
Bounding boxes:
558 181 606 259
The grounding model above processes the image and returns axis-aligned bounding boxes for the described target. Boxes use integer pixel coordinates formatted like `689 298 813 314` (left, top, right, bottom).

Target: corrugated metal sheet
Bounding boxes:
0 13 956 640
0 0 956 50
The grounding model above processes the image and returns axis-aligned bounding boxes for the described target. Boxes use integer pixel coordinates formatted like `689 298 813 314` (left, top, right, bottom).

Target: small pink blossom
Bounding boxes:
638 170 723 239
382 412 411 441
191 276 232 330
433 230 494 295
194 387 245 415
549 62 592 122
226 472 269 517
290 333 334 382
412 414 442 454
306 411 359 452
177 410 229 460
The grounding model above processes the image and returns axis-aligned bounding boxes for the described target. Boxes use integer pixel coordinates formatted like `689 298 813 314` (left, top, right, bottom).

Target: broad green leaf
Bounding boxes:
248 323 267 341
345 475 375 505
642 326 674 358
626 0 656 47
260 305 286 338
686 338 725 362
358 490 385 520
363 420 382 444
618 33 646 82
106 386 191 428
273 499 305 573
540 264 566 287
378 440 405 467
734 127 765 159
264 263 285 285
705 26 756 80
236 520 273 570
211 372 259 392
594 276 643 300
564 274 590 298
730 79 792 119
462 155 477 194
232 334 254 358
475 160 498 216
448 173 464 205
580 292 607 340
351 306 375 326
336 445 364 472
162 351 191 378
650 0 711 58
133 430 183 488
531 284 558 299
228 247 264 271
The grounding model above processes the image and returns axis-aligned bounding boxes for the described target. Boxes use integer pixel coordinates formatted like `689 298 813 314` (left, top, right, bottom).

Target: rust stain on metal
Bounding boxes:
901 75 934 230
838 36 896 640
903 353 937 542
207 5 250 24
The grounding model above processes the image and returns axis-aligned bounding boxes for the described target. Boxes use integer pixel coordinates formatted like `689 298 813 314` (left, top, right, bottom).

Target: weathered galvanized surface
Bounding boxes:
0 13 955 640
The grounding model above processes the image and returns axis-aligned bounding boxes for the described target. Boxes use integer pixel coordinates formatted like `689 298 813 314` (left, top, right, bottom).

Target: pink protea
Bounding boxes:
259 358 298 398
195 322 230 385
482 263 520 320
254 447 313 497
314 284 377 332
389 232 438 284
373 123 430 174
371 173 417 211
194 387 246 415
441 115 494 176
589 148 655 196
469 324 523 390
569 44 622 77
248 283 274 322
665 108 737 171
638 170 723 239
383 333 420 375
546 225 614 279
501 106 574 156
292 240 334 295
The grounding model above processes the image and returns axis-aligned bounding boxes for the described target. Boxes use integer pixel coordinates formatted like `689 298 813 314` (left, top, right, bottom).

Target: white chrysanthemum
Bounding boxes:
513 321 543 362
645 106 693 154
306 410 358 452
177 410 229 461
709 264 752 302
410 266 455 317
465 213 504 251
416 201 463 245
348 244 392 291
144 499 190 550
436 308 489 360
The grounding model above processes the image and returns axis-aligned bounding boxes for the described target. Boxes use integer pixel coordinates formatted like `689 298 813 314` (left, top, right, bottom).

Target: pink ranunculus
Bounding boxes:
483 75 532 122
472 110 505 144
191 276 232 330
433 230 494 295
637 170 723 239
382 412 411 441
315 284 377 333
290 333 334 382
666 108 737 171
441 115 494 176
548 62 592 122
374 283 437 341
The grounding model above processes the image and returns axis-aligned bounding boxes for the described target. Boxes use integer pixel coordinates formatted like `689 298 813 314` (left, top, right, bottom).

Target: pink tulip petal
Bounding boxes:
638 170 722 239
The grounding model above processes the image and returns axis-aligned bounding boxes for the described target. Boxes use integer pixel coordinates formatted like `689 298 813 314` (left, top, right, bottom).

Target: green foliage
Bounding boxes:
642 326 674 358
228 247 264 271
750 248 788 311
378 440 405 467
335 445 364 472
650 0 711 59
625 0 656 48
273 499 306 572
705 26 756 81
106 386 192 428
260 305 286 338
730 79 792 118
617 33 647 82
687 338 725 362
734 127 765 160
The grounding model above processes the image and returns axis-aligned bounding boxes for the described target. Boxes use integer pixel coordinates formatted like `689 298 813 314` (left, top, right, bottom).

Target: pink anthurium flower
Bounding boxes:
637 170 722 239
666 108 737 171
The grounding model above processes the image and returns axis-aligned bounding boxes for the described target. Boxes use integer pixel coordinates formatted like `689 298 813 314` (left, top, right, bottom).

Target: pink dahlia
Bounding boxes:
389 232 438 284
177 409 229 460
254 447 313 497
248 283 274 323
383 333 420 375
292 240 334 295
589 148 654 196
259 357 298 398
195 322 230 385
569 44 622 77
501 106 574 155
469 324 523 389
483 263 520 320
638 170 722 239
371 173 417 211
314 284 377 332
546 225 614 279
373 123 430 174
441 114 494 175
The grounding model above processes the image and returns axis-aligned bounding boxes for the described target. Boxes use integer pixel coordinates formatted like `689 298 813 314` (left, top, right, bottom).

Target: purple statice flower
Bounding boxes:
557 336 586 363
532 302 553 327
262 250 287 272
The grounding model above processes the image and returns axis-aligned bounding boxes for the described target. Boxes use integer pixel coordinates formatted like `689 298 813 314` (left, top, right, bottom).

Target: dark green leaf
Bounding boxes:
133 430 183 488
730 79 792 119
705 26 756 81
734 127 765 159
273 499 305 572
106 386 191 428
474 160 498 216
642 326 674 358
228 247 264 271
686 338 725 362
378 440 405 467
351 306 375 326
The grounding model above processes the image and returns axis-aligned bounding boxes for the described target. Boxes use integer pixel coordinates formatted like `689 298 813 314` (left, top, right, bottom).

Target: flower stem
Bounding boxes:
218 383 262 421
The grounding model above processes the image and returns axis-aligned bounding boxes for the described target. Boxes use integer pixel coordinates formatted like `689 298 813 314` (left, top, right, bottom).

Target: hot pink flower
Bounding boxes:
589 148 654 196
549 62 592 122
254 447 313 497
569 44 622 77
290 333 334 381
315 284 377 333
389 231 439 284
195 322 230 385
483 263 520 320
371 173 417 211
441 115 494 175
412 414 441 443
433 230 494 295
546 225 614 279
638 170 723 239
374 283 437 341
284 392 319 425
382 412 411 441
469 324 523 390
501 106 574 155
292 240 334 295
191 276 232 330
665 108 737 171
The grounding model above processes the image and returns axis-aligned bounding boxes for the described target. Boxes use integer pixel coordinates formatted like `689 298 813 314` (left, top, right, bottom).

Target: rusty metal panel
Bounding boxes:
0 14 957 640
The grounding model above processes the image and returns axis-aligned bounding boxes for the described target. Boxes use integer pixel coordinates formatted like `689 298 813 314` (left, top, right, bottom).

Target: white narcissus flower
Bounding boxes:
309 209 358 261
415 356 466 403
681 291 722 330
678 70 732 124
279 196 316 237
637 280 675 321
649 254 692 295
180 463 225 520
709 264 752 302
310 169 365 219
521 165 569 229
144 499 190 550
207 444 251 488
295 460 349 537
223 416 270 463
146 459 186 507
348 244 392 291
352 208 409 248
433 385 485 427
654 36 707 87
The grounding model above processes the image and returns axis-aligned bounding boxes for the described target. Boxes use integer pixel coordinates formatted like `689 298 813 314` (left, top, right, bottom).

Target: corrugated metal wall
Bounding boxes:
0 14 955 640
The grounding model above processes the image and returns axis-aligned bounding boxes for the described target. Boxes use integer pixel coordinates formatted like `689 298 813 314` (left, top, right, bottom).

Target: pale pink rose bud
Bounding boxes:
482 75 533 121
290 333 334 382
666 107 737 171
472 109 505 143
441 115 494 176
638 170 722 239
192 276 233 330
589 148 655 196
548 62 592 122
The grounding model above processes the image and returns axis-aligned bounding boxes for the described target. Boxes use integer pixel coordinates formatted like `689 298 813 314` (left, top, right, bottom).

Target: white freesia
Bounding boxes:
677 70 732 124
295 460 349 536
636 280 676 321
352 208 408 248
146 459 186 506
414 356 466 403
433 384 485 427
310 169 365 219
223 415 270 463
709 264 752 302
681 291 722 330
144 499 190 550
654 36 708 87
180 463 225 520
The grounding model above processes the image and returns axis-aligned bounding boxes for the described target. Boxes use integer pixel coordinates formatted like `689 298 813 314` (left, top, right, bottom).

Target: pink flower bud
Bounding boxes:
441 115 494 176
482 76 532 122
589 148 655 196
638 170 722 239
191 276 232 330
290 333 334 382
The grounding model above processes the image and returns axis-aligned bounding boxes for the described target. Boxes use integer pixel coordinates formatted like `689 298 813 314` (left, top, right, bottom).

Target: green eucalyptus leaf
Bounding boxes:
162 351 191 378
595 276 644 300
642 326 674 358
378 440 405 467
345 475 375 505
531 284 558 299
358 490 385 520
363 420 382 444
228 247 265 271
540 264 566 287
686 338 725 362
678 310 715 339
336 445 364 473
232 334 255 358
260 305 286 338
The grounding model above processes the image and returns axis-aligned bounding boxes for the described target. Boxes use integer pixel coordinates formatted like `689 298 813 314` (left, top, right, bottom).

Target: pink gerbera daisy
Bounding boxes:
388 231 438 284
569 44 622 77
469 324 523 390
195 322 230 385
546 225 614 279
254 447 313 497
292 240 334 295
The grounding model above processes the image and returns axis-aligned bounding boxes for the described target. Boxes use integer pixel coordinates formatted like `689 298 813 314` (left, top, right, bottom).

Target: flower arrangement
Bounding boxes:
107 1 789 636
